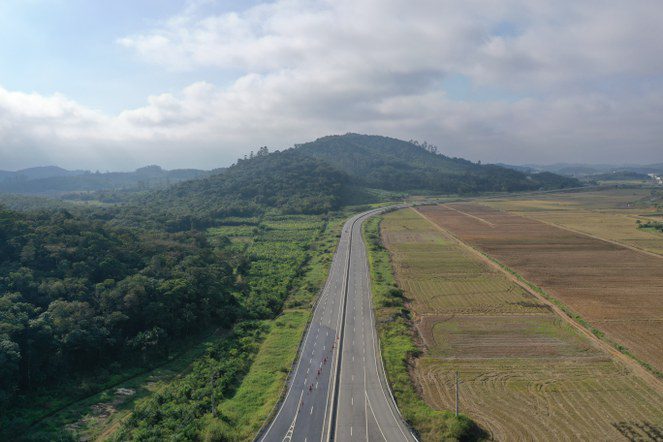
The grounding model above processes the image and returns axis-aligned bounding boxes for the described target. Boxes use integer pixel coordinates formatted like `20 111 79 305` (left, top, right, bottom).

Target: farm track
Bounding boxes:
486 204 663 260
412 206 663 394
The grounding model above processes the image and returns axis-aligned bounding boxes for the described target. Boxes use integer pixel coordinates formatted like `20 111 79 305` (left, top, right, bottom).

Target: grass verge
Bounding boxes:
362 216 482 441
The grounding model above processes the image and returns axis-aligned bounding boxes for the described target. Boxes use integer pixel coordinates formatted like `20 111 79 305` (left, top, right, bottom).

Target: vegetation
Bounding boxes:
0 207 240 438
298 133 580 193
362 215 480 441
638 220 663 233
112 214 335 441
0 165 212 196
111 149 361 232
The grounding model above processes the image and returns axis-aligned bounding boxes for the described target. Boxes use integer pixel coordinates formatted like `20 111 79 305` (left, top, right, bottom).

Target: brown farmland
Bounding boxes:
381 208 663 440
417 203 663 372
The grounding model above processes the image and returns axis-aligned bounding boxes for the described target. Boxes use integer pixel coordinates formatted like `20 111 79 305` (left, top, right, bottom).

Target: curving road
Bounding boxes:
260 208 416 442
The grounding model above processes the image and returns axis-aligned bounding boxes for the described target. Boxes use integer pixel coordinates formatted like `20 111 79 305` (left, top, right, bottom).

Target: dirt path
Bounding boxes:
412 207 663 394
441 204 496 227
477 202 663 260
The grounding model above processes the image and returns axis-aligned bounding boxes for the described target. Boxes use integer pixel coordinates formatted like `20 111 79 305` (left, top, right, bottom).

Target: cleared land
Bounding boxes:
417 202 663 373
480 188 663 256
381 208 663 440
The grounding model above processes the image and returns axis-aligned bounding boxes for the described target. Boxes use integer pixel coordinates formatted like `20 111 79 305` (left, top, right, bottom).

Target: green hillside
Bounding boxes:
126 149 356 231
297 133 580 192
113 134 580 232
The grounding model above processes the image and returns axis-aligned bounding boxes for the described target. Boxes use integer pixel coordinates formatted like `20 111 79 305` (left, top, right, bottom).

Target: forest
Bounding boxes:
0 207 240 423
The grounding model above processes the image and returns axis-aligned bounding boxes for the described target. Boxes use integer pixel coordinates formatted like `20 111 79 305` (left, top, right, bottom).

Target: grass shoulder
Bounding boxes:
362 216 482 441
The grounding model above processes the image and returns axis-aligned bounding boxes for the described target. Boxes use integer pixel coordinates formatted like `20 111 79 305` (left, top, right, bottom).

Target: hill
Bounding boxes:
0 166 86 181
296 134 579 192
0 165 212 196
119 134 579 232
125 149 356 231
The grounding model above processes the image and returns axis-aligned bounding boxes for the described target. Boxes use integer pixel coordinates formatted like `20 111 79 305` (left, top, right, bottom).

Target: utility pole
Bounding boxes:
455 371 460 417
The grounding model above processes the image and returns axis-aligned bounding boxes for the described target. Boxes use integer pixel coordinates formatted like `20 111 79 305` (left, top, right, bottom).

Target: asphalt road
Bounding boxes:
260 208 416 442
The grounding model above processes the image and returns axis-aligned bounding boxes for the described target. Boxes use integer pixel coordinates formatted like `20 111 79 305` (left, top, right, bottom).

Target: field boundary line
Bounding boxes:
411 207 663 394
441 204 495 227
479 203 663 260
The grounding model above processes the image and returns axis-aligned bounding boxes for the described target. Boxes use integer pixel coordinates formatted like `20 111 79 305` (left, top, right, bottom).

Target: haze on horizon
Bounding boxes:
1 0 662 171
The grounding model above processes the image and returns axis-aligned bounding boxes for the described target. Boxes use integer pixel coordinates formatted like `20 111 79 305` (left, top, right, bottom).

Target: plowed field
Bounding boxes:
416 203 663 371
381 208 663 440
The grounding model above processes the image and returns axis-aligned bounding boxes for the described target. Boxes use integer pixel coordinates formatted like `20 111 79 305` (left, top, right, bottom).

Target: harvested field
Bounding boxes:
481 191 663 256
381 208 663 440
382 210 547 316
427 315 596 359
417 203 663 371
415 358 663 441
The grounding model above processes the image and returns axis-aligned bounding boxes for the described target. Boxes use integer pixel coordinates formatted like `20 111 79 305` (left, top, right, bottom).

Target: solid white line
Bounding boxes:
366 390 388 442
323 217 355 441
367 283 410 441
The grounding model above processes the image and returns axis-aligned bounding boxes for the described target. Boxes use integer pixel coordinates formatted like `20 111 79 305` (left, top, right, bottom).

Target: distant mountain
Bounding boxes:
296 133 579 192
590 171 651 181
500 162 663 178
0 165 86 181
0 165 213 195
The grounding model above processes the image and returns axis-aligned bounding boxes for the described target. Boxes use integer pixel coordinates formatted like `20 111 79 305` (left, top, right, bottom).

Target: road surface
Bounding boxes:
260 208 416 441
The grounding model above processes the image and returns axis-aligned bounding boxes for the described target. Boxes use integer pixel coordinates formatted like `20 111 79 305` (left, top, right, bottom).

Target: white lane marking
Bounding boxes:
280 390 304 442
323 220 354 441
351 397 354 406
310 406 314 415
366 390 388 441
367 286 411 441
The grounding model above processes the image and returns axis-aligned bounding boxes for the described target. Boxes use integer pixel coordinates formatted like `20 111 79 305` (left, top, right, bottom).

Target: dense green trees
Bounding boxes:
296 133 580 192
0 208 239 417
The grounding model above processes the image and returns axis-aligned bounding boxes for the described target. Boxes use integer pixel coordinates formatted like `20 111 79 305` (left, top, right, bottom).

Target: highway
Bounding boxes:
260 208 416 442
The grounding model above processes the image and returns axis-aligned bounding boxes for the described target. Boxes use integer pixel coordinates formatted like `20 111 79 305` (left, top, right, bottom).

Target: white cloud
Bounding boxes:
1 0 662 170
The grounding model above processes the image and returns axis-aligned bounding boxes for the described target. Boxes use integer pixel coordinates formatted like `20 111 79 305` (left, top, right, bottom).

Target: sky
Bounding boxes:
0 0 662 170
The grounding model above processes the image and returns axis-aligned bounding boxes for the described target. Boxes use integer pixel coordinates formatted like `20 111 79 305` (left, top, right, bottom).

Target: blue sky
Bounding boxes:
0 0 661 170
0 0 256 112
